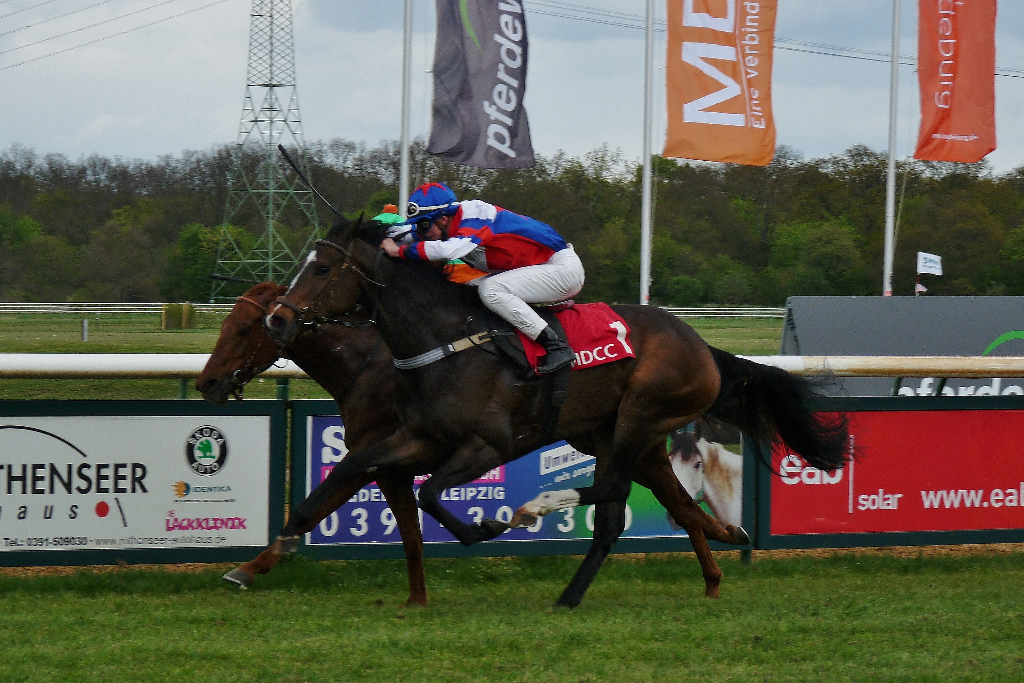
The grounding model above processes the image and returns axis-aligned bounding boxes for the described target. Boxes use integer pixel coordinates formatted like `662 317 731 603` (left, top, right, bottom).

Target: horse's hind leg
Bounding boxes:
376 473 428 606
636 445 749 545
633 451 722 598
556 500 627 608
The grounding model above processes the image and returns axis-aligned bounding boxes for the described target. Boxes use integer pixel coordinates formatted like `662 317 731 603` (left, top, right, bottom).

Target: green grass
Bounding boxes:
0 313 784 400
1 551 1023 682
0 313 332 400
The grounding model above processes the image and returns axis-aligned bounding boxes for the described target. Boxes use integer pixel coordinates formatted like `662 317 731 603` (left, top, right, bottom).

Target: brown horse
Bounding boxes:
196 283 428 604
198 282 751 602
262 216 848 607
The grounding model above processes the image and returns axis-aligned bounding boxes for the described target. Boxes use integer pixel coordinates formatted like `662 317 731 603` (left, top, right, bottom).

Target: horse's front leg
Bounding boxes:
375 473 428 606
416 436 509 546
223 430 432 589
223 468 375 589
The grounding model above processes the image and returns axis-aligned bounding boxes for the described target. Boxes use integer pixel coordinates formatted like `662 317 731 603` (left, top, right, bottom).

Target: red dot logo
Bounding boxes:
95 501 109 518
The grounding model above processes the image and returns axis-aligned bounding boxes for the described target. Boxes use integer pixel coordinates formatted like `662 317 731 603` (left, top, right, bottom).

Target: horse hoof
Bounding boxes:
704 586 721 599
222 568 253 589
480 518 509 538
728 525 751 545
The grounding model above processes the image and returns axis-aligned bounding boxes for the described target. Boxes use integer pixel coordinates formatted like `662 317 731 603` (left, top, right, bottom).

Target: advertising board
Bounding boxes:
763 399 1024 546
294 404 751 558
0 401 286 565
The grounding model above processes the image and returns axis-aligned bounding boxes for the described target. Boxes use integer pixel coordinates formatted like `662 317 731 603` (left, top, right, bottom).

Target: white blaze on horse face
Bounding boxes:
290 250 319 290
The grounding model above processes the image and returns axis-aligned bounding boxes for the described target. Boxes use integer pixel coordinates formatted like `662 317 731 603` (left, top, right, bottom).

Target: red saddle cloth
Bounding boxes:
517 302 635 372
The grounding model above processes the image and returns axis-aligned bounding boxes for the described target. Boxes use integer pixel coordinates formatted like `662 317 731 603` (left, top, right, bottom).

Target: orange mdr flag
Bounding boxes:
914 0 997 163
664 0 777 166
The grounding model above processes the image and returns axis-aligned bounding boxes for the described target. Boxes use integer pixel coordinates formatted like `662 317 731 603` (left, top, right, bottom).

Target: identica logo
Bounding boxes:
185 426 227 476
539 443 594 476
172 481 190 498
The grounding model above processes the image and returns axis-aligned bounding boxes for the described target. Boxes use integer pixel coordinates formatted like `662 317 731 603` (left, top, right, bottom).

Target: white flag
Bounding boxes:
917 252 943 276
915 283 928 294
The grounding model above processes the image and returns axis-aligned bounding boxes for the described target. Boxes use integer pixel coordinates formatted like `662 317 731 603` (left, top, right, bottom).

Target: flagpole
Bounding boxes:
882 0 901 296
639 0 655 305
399 0 414 219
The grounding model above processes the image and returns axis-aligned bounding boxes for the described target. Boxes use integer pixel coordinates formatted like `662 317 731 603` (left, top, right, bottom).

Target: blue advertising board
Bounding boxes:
291 401 752 559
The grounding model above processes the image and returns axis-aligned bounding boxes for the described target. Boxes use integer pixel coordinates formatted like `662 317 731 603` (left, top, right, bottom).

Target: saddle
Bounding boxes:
465 305 572 443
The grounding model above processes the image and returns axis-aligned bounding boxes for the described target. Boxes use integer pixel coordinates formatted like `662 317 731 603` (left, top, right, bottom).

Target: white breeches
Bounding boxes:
475 245 585 340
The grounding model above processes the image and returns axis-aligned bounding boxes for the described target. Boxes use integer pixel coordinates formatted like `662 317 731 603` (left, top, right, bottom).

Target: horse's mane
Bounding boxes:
340 218 480 310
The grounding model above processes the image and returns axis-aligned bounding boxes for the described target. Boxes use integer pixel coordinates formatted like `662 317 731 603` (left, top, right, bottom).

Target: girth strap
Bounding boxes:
393 331 492 370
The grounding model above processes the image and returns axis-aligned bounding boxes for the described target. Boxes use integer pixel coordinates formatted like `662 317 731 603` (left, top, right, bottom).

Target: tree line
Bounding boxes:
2 140 1023 304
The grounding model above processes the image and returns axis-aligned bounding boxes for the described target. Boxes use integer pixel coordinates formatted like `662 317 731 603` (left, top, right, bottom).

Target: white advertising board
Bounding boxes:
0 416 271 552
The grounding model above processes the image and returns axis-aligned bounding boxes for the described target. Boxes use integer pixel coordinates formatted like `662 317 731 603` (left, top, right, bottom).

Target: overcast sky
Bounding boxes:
2 0 1022 173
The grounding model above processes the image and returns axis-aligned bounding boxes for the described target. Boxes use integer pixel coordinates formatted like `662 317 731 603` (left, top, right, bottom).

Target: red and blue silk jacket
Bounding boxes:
395 200 568 273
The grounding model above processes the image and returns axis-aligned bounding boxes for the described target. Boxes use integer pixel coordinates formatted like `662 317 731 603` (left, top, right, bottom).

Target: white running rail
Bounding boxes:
3 354 1024 380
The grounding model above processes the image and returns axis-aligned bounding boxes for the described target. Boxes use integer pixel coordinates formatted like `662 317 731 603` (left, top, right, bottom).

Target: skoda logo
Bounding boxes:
185 426 228 476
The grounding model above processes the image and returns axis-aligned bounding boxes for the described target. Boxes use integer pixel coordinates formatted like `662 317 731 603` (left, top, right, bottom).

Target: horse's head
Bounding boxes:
197 282 287 404
265 214 382 346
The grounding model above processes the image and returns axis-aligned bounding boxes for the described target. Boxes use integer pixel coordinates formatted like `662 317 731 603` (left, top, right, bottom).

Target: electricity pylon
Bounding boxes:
210 0 321 301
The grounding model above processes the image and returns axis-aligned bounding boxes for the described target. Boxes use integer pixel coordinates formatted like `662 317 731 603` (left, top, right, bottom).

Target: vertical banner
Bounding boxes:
428 0 535 168
914 0 997 163
664 0 777 166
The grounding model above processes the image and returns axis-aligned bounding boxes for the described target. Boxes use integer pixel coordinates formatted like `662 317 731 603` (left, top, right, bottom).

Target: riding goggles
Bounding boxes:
406 200 458 220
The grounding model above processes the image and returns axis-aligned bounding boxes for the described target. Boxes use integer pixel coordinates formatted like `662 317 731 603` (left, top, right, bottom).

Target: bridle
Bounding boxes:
225 294 285 401
270 238 384 329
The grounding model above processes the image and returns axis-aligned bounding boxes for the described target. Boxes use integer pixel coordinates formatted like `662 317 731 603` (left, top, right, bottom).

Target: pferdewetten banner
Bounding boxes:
0 416 270 551
427 0 536 168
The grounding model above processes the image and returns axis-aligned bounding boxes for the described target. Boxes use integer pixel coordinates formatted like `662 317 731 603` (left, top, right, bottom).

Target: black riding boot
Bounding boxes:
535 326 575 374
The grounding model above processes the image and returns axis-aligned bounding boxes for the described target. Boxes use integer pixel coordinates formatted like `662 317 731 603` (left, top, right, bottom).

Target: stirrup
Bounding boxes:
536 347 575 374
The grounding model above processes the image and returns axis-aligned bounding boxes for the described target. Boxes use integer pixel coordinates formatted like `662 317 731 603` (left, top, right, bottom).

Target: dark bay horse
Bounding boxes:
265 217 848 607
198 282 751 602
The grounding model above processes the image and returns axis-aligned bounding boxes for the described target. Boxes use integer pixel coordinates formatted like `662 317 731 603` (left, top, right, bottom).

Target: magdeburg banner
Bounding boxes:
427 0 535 168
914 0 997 163
0 416 272 553
664 0 777 166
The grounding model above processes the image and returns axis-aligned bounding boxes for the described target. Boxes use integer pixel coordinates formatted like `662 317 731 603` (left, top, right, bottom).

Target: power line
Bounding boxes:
524 0 1024 80
0 0 228 71
0 0 58 20
1 0 120 39
0 0 181 56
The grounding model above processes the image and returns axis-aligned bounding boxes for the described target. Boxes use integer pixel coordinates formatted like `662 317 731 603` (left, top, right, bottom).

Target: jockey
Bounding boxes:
380 182 585 374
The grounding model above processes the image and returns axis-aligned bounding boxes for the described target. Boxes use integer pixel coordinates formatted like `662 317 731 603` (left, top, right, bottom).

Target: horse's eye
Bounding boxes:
315 264 331 276
235 325 251 337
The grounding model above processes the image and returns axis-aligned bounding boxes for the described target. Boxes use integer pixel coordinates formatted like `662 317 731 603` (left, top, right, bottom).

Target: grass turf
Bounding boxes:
1 551 1023 682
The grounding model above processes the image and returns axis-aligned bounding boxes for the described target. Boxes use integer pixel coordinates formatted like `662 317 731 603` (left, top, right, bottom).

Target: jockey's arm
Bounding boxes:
389 235 479 262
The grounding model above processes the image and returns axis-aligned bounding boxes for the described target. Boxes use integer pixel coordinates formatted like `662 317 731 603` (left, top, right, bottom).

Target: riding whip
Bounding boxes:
276 144 342 216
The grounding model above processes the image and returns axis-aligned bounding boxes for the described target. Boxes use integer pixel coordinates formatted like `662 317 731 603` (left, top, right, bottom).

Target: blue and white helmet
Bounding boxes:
402 182 459 225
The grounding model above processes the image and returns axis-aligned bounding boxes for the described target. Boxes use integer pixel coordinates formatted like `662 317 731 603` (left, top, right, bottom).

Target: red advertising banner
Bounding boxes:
771 410 1024 535
664 0 777 166
914 0 997 163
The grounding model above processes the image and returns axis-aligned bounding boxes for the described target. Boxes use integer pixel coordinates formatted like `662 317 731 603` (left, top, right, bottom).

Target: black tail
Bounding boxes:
705 346 850 472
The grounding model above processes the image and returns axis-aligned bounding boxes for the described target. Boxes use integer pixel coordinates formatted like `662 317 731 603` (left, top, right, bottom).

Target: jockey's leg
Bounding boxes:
477 246 585 374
